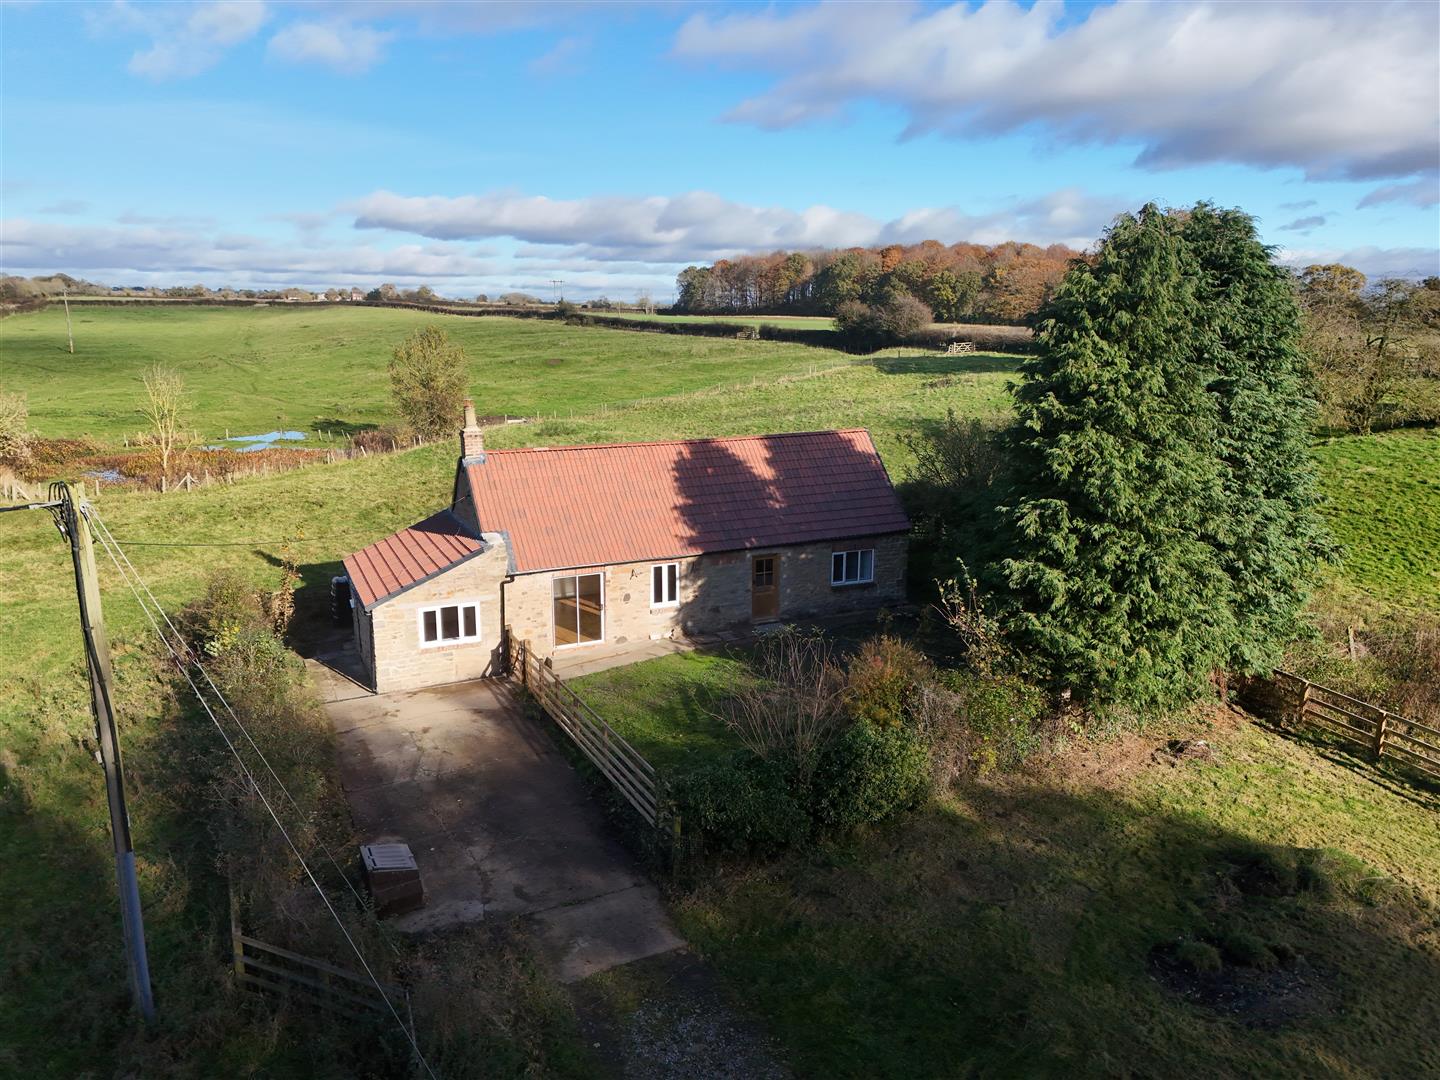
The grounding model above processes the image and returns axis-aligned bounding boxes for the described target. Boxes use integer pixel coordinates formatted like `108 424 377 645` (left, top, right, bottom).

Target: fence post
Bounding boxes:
1375 712 1389 760
229 887 245 981
1298 680 1311 727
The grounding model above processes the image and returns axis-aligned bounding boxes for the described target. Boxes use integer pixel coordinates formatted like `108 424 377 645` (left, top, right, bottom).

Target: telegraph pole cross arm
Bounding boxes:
50 481 156 1022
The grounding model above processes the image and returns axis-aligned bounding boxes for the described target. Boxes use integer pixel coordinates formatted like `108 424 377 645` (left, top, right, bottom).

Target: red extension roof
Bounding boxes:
465 428 908 574
344 508 483 608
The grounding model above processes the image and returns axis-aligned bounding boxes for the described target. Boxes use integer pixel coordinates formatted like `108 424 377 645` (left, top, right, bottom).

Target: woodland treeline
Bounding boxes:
674 241 1081 324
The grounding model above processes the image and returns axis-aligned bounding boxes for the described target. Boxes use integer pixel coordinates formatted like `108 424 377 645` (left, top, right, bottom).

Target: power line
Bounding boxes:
88 511 438 1079
87 511 366 907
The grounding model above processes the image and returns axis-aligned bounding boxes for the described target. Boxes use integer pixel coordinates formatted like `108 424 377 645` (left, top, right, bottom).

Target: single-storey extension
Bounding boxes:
342 403 910 693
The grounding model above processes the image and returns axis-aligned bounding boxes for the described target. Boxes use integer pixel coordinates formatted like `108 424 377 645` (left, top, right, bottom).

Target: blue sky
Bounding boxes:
3 1 1437 299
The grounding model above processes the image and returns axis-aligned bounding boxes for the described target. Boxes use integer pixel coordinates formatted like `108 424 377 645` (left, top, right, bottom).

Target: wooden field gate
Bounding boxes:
510 635 661 826
1273 669 1440 782
230 891 412 1027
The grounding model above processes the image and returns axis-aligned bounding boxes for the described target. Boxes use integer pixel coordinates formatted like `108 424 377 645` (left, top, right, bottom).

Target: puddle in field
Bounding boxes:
206 430 307 451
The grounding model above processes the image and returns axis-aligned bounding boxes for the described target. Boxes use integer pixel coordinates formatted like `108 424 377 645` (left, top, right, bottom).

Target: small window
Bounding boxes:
651 563 679 607
418 601 481 647
831 548 875 586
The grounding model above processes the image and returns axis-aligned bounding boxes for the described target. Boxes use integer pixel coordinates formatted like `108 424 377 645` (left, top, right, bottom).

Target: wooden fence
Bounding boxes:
1273 669 1440 781
230 892 411 1026
511 636 660 826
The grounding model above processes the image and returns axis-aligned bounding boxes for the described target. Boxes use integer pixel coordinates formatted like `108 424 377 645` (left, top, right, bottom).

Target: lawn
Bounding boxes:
1312 428 1440 617
1 305 879 444
569 651 749 773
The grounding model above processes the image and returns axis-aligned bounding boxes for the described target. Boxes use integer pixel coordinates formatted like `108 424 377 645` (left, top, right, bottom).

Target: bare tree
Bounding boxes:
714 629 848 784
141 364 188 480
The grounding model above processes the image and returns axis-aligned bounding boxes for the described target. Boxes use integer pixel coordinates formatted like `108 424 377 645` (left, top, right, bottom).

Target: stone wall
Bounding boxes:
366 533 511 693
506 532 907 659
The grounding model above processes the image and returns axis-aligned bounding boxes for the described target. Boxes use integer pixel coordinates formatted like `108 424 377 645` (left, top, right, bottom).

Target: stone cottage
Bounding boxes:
342 403 910 693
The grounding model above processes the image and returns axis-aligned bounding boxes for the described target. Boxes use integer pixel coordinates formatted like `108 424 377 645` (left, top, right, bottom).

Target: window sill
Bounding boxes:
830 580 876 590
419 637 483 650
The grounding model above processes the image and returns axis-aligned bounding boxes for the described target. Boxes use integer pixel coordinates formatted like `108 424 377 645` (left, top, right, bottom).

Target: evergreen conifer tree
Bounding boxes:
1182 204 1329 671
992 203 1329 707
995 205 1237 707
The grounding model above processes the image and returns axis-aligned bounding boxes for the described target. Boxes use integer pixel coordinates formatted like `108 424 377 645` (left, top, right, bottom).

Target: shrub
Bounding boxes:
834 299 887 352
812 720 930 832
350 423 410 453
931 670 1050 778
883 293 933 339
846 634 933 728
669 753 809 853
182 567 267 651
168 570 350 950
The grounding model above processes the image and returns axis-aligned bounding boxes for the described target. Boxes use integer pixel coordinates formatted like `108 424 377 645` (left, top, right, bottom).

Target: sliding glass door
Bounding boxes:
553 572 604 646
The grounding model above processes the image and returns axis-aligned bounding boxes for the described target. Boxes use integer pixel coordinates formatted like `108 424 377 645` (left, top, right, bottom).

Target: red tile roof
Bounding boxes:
344 509 484 608
464 428 908 574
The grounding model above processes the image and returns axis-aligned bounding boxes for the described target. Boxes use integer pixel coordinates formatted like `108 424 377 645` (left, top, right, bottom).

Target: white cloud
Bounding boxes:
674 1 1439 184
347 185 1129 262
267 20 390 74
119 0 269 81
0 217 495 284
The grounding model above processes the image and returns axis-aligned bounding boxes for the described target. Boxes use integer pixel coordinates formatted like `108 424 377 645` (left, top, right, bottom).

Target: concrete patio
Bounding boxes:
307 658 684 983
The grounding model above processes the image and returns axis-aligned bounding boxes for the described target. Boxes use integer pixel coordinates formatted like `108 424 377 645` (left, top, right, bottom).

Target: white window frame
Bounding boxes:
650 562 680 608
417 600 482 648
552 571 607 649
831 548 875 586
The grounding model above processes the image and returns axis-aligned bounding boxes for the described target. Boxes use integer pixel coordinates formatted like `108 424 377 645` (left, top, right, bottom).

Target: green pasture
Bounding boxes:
1312 429 1440 617
1 305 878 444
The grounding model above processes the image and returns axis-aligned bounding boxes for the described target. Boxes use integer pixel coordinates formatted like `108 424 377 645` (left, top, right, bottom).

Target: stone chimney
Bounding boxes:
460 399 485 462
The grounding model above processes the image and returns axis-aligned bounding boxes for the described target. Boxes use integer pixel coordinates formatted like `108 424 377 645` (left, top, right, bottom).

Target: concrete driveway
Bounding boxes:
308 662 683 983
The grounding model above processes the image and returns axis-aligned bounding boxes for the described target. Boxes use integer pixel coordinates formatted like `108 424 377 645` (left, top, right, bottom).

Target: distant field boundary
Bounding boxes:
2 296 1037 354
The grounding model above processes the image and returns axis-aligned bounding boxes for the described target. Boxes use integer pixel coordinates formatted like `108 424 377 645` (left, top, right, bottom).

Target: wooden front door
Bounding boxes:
751 555 779 620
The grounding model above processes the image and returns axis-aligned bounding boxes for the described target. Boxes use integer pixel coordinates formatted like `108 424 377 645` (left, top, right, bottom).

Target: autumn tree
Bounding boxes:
388 326 469 439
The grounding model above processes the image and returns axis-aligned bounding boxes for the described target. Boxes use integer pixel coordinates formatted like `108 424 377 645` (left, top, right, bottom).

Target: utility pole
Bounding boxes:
63 289 75 354
549 279 563 304
52 482 155 1022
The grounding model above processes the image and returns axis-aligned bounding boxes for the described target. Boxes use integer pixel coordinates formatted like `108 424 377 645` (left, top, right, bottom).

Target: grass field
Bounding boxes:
1312 428 1440 616
2 307 1434 1076
1 305 933 444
